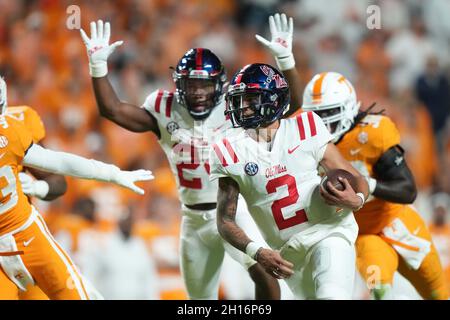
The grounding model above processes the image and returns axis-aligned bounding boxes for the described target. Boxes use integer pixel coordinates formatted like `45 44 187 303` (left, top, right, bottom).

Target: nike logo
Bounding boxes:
23 237 35 247
0 152 5 159
288 145 300 154
350 148 361 156
413 226 421 235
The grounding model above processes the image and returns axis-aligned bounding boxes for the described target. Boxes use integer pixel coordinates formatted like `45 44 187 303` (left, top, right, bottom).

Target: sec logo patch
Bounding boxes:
0 135 8 148
244 162 259 176
166 121 179 135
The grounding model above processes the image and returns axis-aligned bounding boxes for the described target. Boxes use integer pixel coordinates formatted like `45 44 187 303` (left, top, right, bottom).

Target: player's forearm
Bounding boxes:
217 177 252 252
92 77 123 121
282 67 304 118
217 219 253 253
23 144 120 183
372 179 417 204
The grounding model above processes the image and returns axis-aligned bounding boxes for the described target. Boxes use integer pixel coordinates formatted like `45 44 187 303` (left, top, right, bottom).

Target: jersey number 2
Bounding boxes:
266 174 308 230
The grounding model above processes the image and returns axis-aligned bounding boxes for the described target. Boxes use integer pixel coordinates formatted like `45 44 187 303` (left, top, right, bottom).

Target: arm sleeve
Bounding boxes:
22 144 120 182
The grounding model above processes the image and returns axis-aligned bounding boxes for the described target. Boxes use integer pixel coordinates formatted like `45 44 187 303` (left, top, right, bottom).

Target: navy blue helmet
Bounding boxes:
225 63 290 129
172 48 227 120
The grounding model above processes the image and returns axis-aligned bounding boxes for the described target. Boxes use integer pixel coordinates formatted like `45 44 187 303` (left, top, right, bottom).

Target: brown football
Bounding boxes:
322 169 358 193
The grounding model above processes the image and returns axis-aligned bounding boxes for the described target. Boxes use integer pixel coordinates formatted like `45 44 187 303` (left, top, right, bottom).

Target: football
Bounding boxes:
321 169 358 193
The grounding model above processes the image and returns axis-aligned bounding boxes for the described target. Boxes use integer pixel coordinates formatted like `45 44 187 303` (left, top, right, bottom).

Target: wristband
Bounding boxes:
245 242 263 260
355 192 365 211
275 54 295 71
89 62 108 78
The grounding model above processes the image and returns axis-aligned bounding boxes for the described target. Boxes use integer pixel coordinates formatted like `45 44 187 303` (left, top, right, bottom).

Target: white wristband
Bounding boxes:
366 177 377 194
89 62 108 78
355 192 365 211
245 242 262 260
275 54 295 71
33 180 50 199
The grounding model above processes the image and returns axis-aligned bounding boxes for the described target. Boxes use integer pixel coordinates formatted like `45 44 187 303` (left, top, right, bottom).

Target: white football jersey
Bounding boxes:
142 90 234 205
210 111 357 249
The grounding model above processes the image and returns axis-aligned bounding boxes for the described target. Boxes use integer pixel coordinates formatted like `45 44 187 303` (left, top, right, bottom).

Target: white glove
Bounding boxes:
19 172 49 199
255 13 295 71
80 20 123 78
112 169 154 195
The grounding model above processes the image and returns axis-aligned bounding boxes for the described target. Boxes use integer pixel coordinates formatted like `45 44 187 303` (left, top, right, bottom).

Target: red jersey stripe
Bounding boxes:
222 138 239 163
155 90 163 113
213 143 228 167
296 114 306 140
307 112 317 137
165 93 173 117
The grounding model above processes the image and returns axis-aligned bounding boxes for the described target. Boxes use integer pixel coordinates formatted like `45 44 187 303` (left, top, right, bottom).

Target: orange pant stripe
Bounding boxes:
35 214 90 299
379 235 421 252
34 215 89 300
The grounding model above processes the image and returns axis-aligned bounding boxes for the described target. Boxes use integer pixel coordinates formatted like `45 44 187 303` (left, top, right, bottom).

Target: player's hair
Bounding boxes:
335 102 385 144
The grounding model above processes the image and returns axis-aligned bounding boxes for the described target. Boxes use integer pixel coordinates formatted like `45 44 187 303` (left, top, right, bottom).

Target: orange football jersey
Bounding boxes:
6 106 46 173
0 115 34 236
6 106 45 144
337 115 405 234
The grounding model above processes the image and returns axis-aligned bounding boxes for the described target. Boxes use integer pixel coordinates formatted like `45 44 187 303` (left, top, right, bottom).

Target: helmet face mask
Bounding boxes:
172 48 227 121
0 77 7 115
225 64 289 130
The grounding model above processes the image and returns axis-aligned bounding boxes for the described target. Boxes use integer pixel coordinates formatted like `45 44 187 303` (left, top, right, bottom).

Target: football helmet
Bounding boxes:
0 77 7 115
225 63 290 129
302 72 360 142
172 48 227 120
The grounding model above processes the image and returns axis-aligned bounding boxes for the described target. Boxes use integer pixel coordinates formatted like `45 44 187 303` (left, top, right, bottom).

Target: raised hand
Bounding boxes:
255 13 295 71
80 20 123 77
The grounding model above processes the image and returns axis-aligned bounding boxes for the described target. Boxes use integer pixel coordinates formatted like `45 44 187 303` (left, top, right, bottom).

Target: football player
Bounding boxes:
0 77 104 300
0 83 153 299
210 63 369 299
80 14 305 299
302 71 449 300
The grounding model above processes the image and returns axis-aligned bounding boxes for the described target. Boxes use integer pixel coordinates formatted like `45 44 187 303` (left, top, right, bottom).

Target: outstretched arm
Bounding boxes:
81 20 159 134
217 177 294 279
23 144 154 195
256 13 303 117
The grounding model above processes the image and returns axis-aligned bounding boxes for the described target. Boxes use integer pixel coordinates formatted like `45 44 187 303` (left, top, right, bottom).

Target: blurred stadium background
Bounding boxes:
1 0 449 299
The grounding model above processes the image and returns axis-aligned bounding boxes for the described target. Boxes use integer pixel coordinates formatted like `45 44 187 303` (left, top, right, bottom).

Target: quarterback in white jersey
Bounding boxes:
80 17 303 299
210 63 370 299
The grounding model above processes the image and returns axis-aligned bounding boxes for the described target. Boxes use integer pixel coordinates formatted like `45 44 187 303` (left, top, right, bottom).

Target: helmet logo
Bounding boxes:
260 65 287 88
244 162 259 176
